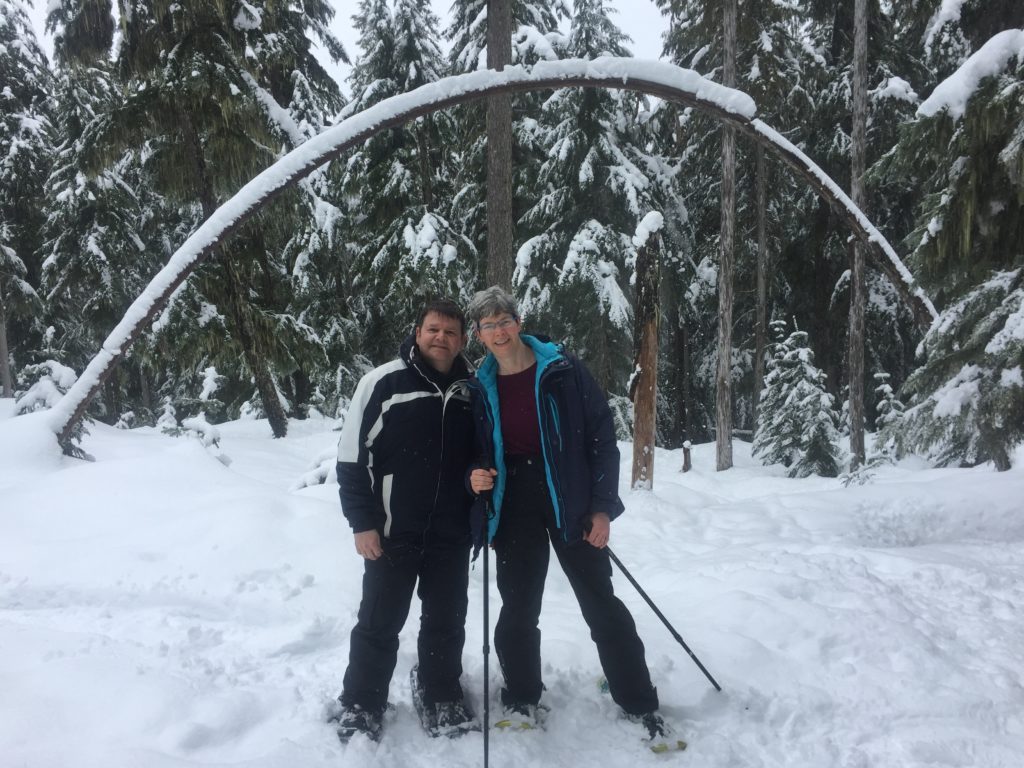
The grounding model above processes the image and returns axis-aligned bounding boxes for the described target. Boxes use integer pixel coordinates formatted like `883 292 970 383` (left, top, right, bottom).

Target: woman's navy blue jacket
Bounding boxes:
468 334 625 551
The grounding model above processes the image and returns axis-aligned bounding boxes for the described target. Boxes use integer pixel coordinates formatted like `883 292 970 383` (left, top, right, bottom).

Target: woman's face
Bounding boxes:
475 312 521 357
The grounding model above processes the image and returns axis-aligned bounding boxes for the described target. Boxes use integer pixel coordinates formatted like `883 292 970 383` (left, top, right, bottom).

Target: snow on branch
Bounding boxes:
47 56 928 442
632 211 664 248
918 29 1024 120
751 119 939 327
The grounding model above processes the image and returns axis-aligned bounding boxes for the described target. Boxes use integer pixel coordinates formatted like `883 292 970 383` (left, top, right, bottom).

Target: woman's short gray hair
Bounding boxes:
466 285 519 327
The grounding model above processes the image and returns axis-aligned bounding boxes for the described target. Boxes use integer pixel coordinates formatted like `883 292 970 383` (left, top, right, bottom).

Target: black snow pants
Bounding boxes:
341 536 470 711
492 454 659 715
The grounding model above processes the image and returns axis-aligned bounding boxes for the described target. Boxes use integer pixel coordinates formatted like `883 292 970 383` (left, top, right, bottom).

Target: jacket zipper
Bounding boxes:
537 360 570 538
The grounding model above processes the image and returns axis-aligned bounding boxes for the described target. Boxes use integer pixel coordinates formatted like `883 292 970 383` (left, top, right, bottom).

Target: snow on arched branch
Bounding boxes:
49 57 938 444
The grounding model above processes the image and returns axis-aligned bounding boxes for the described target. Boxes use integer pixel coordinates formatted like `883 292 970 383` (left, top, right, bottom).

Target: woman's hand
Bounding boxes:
470 467 497 494
584 512 610 548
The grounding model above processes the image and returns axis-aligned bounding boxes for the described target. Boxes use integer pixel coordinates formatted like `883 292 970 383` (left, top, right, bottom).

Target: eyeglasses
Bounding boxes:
477 317 518 333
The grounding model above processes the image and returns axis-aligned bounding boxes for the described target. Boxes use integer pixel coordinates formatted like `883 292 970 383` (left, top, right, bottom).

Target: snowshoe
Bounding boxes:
626 711 687 753
410 665 480 738
330 702 384 744
494 701 550 731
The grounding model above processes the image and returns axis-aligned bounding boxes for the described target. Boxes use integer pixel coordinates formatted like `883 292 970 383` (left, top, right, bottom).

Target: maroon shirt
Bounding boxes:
497 362 541 455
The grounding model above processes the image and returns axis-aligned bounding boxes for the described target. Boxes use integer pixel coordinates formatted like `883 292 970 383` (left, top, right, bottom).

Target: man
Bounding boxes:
332 299 478 743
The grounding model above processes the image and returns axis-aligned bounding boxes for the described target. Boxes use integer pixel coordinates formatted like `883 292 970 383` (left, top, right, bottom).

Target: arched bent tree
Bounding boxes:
49 58 940 446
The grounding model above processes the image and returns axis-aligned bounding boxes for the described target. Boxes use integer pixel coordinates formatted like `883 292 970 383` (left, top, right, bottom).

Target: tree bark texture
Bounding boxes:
681 319 694 441
51 63 939 446
716 0 738 471
415 121 434 209
486 0 514 288
631 238 659 490
848 0 869 468
753 144 769 424
0 297 12 398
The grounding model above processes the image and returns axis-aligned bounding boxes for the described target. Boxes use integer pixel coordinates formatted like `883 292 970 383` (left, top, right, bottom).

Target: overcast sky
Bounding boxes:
26 0 670 95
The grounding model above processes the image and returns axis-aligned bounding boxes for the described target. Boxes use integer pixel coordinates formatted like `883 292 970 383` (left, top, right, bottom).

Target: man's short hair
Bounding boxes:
466 286 519 328
416 298 467 333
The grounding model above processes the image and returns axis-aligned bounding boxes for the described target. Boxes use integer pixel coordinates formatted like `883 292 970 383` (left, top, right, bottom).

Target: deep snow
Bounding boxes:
2 400 1023 767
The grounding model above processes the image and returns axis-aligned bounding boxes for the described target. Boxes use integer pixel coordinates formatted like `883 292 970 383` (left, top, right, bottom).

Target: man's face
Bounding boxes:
415 311 466 374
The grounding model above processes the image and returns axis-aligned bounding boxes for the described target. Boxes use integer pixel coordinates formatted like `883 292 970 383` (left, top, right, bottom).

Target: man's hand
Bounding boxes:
354 529 383 560
584 512 610 549
470 467 497 495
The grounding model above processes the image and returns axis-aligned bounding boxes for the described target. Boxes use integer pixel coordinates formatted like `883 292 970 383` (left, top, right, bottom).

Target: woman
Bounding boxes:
466 285 670 740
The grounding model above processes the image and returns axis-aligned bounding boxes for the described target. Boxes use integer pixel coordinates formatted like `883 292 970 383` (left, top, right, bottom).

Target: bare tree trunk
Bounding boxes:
487 0 514 288
716 0 738 471
849 0 868 468
753 144 769 424
681 320 694 441
631 238 659 490
221 254 289 438
0 296 12 398
415 120 434 209
184 115 288 438
139 365 152 415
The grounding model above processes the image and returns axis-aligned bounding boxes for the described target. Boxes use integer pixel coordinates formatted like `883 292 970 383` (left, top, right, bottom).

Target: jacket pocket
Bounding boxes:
382 473 395 537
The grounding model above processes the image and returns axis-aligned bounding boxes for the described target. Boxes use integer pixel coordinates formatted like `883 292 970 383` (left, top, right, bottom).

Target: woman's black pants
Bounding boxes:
493 455 658 715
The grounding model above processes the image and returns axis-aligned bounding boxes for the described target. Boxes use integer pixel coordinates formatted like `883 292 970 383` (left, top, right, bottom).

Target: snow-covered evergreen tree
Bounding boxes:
873 371 905 431
655 0 818 434
77 0 346 435
514 0 682 392
896 270 1024 471
753 321 842 477
447 0 569 73
40 65 150 368
0 0 53 395
0 228 42 397
898 27 1023 304
341 0 475 362
870 11 1024 470
872 370 905 457
444 0 569 286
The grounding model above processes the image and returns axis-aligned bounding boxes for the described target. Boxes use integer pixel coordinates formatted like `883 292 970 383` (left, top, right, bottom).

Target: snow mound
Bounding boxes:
0 407 64 486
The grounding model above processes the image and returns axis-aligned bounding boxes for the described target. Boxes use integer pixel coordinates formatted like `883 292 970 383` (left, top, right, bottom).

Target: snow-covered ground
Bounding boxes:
2 399 1023 767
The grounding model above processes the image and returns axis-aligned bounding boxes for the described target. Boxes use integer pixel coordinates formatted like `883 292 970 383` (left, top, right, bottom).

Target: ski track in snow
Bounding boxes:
1 402 1023 767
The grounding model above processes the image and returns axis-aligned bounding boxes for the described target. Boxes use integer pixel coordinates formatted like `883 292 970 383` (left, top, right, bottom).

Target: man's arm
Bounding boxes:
336 371 383 536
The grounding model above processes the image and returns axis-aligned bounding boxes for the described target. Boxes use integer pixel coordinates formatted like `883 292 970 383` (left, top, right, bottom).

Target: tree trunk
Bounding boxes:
848 0 868 468
0 296 12 398
222 254 289 438
184 115 288 438
716 0 738 471
631 238 659 490
753 144 769 424
681 319 694 441
139 365 152 415
415 120 434 209
486 0 514 288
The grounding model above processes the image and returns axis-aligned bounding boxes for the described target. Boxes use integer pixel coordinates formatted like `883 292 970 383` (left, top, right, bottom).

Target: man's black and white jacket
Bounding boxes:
336 334 476 545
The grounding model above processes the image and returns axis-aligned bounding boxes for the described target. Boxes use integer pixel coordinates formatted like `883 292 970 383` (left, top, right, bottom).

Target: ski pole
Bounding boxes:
482 499 491 768
606 546 722 692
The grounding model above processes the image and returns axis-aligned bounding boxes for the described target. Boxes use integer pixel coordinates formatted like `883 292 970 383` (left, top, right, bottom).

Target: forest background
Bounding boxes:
2 0 1023 473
